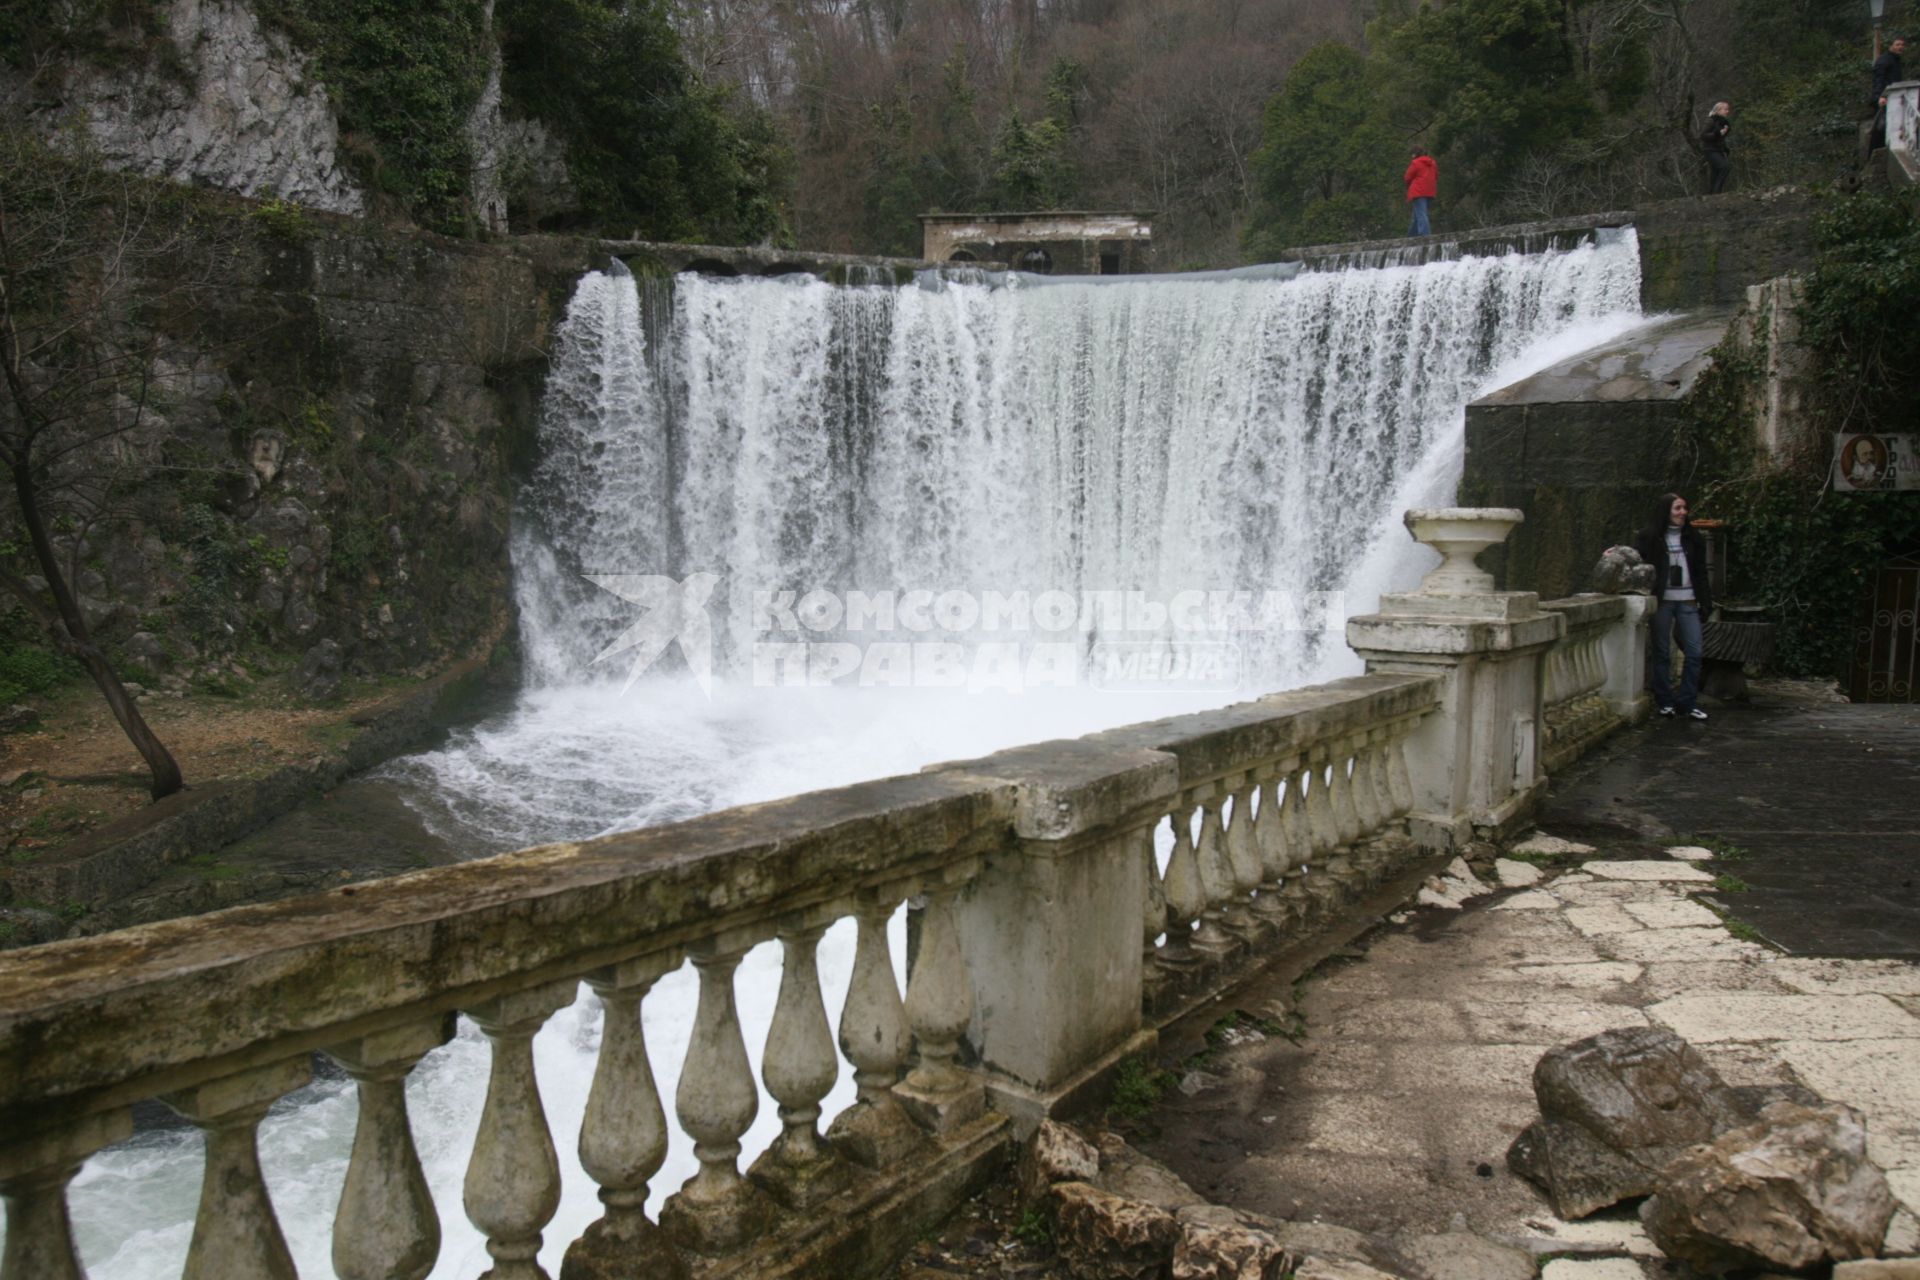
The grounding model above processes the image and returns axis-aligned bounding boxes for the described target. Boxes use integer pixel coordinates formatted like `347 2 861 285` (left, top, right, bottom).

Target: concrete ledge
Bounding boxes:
984 1028 1159 1139
715 1112 1013 1280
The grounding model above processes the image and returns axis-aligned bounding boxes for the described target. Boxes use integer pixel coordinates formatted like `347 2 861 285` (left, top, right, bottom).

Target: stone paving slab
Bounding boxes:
1652 992 1920 1042
1580 860 1716 882
1130 846 1920 1271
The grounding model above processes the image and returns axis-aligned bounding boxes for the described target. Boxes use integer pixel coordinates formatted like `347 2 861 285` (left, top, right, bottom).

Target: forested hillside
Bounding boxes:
693 0 1910 265
2 0 1909 262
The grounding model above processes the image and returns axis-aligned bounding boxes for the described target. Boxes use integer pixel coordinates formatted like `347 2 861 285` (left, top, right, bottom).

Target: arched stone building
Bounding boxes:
919 211 1154 275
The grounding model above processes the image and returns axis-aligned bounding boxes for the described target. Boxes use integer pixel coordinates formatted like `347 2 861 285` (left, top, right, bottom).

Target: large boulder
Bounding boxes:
1507 1026 1773 1218
1640 1101 1898 1275
1591 545 1655 595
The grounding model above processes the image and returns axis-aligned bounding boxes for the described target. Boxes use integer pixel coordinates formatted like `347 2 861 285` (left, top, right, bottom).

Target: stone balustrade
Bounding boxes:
0 673 1447 1280
1539 594 1651 771
0 511 1655 1280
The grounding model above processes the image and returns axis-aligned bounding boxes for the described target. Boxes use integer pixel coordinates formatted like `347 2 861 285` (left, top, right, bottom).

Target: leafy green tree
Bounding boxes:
494 0 788 244
989 60 1086 209
1373 0 1600 210
1243 42 1397 257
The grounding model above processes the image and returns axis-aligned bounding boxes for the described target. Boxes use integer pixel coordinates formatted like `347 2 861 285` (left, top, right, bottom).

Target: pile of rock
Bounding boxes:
1508 1025 1901 1274
1021 1121 1539 1280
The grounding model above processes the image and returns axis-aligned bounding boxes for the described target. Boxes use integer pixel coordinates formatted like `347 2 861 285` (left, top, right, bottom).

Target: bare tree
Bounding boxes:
0 128 236 799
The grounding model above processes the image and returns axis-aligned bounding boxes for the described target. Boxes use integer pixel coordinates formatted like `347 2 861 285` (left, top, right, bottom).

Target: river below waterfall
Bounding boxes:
47 236 1651 1279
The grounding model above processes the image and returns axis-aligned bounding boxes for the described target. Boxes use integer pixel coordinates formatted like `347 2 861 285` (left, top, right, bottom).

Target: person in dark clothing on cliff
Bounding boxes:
1701 102 1732 194
1871 37 1906 150
1405 147 1437 236
1635 493 1714 721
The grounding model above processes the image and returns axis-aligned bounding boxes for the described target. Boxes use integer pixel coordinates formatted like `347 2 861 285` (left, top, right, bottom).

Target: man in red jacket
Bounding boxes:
1405 147 1438 236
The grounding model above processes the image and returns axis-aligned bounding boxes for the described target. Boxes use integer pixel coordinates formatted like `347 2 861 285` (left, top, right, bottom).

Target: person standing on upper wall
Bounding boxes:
1635 493 1714 722
1405 147 1437 236
1872 36 1906 150
1701 102 1733 193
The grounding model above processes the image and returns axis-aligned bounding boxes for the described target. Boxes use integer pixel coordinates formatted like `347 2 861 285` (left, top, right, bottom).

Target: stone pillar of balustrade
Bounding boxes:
0 1109 131 1280
942 741 1179 1134
1597 593 1654 722
162 1057 314 1280
327 1015 456 1280
1346 508 1565 850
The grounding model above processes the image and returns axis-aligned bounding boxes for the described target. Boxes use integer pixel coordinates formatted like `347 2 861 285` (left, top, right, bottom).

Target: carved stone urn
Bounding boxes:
1404 507 1524 595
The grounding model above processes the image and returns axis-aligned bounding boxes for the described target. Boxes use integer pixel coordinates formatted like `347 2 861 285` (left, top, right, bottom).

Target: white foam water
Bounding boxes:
48 236 1650 1278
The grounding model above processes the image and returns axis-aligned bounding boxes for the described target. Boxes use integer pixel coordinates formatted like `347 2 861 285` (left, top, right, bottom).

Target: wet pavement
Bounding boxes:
1539 686 1920 958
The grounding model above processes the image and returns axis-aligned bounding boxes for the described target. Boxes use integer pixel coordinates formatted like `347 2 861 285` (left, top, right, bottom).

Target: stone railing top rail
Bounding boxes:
0 671 1437 1138
1541 594 1630 629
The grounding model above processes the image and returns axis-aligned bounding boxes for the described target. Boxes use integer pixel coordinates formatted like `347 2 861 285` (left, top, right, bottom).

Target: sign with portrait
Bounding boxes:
1833 433 1918 492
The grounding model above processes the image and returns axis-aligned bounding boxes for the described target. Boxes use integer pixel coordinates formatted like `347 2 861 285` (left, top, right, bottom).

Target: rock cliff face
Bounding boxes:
5 0 580 231
9 0 364 213
22 206 596 701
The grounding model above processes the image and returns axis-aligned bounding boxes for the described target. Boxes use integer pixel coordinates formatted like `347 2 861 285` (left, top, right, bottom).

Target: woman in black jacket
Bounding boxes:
1635 493 1713 720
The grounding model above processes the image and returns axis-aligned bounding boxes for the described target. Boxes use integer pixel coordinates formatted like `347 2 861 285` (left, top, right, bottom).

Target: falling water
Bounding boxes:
51 234 1650 1279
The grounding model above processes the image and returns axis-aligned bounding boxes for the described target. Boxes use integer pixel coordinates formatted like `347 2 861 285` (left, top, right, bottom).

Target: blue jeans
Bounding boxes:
1650 600 1703 713
1408 197 1432 236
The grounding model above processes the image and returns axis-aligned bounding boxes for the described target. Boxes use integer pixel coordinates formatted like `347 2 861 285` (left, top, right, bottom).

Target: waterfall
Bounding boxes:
50 234 1649 1280
520 235 1643 689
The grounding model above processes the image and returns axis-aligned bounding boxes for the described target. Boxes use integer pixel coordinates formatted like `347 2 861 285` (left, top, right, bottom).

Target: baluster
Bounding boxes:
1221 775 1267 936
328 1016 455 1280
1279 763 1317 918
464 980 576 1280
1142 825 1173 1007
1389 726 1416 818
1251 768 1295 926
564 952 688 1280
1351 735 1396 884
1221 774 1265 941
1157 805 1206 984
163 1057 311 1280
750 916 851 1209
1369 732 1398 826
1189 787 1239 959
1304 750 1345 909
1331 739 1364 848
827 892 922 1167
0 1110 130 1280
1351 738 1383 835
898 873 987 1132
662 938 770 1254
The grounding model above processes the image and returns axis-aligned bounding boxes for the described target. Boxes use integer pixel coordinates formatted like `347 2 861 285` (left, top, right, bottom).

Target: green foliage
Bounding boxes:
1244 43 1396 256
0 633 79 704
1108 1056 1176 1120
1012 1207 1054 1247
179 501 253 639
493 0 787 243
1800 192 1920 430
248 198 313 244
330 516 387 582
1374 0 1598 201
1713 873 1751 894
1723 919 1766 944
1689 193 1920 677
253 0 492 235
988 61 1083 211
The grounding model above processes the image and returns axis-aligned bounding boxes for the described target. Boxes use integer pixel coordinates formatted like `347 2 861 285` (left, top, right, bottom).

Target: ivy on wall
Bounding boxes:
1688 192 1920 678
